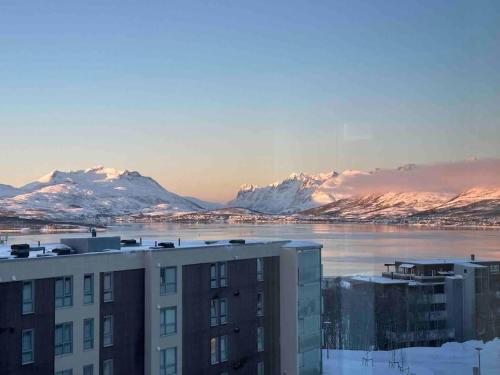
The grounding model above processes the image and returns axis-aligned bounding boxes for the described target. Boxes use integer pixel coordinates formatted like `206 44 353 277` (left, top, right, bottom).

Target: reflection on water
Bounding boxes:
6 223 500 276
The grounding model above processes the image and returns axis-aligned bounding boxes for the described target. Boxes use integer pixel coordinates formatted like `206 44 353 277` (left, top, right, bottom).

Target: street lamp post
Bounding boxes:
475 347 483 375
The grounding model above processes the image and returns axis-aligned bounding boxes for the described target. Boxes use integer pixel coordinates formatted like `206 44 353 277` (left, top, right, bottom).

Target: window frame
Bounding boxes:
83 364 94 375
219 262 228 287
257 292 264 317
22 280 35 314
220 298 228 325
83 318 94 350
103 359 113 375
258 361 265 375
103 316 113 347
55 276 73 309
55 322 73 356
103 273 113 302
160 347 177 375
210 264 218 289
160 306 177 336
21 329 34 365
83 274 94 305
257 326 264 352
160 266 177 295
210 337 219 365
220 335 228 363
257 258 264 281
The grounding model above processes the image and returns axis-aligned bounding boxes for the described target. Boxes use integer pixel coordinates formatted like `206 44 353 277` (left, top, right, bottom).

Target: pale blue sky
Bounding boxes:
1 0 499 201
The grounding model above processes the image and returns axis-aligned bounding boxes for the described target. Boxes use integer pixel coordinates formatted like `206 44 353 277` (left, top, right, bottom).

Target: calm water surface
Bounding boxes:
8 223 500 276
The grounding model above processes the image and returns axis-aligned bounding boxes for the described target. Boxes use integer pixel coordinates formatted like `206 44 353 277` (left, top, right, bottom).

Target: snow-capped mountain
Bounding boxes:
0 184 19 198
229 172 340 214
302 191 456 220
229 159 500 224
0 166 206 221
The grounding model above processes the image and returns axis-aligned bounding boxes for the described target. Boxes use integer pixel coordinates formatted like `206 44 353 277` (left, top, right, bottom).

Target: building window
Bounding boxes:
103 316 113 347
257 292 264 317
103 273 113 302
210 264 218 288
55 322 73 356
210 299 228 326
220 335 228 363
103 359 113 375
83 365 94 375
210 337 219 365
210 336 228 365
210 263 228 288
83 274 94 304
160 267 177 295
160 307 177 336
55 276 73 309
257 327 264 352
258 361 265 375
83 318 94 350
22 281 34 314
210 299 219 327
219 262 227 287
21 329 34 364
257 258 264 281
220 298 228 324
160 347 177 375
55 370 73 375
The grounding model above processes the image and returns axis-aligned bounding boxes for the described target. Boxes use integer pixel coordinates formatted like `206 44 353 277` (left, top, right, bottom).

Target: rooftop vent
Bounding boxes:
52 247 73 256
10 244 30 258
229 239 245 245
158 242 175 249
121 239 138 246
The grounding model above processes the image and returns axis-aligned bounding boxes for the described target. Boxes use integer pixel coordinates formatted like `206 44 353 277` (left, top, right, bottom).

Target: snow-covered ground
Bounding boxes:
323 339 500 375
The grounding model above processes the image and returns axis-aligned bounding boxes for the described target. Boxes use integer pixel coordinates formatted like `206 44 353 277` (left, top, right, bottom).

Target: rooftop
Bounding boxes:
0 237 321 261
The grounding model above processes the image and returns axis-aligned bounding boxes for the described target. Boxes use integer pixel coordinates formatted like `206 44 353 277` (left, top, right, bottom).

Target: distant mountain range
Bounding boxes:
0 166 208 222
1 160 499 226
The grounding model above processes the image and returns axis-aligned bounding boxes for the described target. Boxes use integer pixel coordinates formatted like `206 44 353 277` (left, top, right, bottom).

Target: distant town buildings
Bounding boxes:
323 257 500 351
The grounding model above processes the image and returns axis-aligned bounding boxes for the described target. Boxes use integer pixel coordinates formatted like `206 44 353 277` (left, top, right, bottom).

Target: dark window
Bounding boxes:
83 365 94 375
257 292 264 316
257 258 264 281
21 329 34 364
103 273 113 302
219 262 227 287
83 318 94 350
210 264 218 288
84 274 94 304
22 281 34 314
103 316 113 347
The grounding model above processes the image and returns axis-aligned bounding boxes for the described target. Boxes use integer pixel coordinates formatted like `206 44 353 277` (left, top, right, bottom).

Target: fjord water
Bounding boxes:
9 224 500 276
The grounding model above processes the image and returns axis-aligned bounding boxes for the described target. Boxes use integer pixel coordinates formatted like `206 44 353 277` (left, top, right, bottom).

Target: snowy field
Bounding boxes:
323 339 500 375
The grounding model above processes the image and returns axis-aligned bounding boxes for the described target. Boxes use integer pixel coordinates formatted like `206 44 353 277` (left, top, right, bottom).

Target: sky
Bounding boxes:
0 0 499 202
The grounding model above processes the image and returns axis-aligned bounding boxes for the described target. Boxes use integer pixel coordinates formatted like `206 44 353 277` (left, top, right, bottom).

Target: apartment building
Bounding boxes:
0 236 322 375
322 257 500 351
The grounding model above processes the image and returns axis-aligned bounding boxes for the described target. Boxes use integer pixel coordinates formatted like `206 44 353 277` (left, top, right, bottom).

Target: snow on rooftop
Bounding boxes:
0 238 319 261
350 276 409 285
396 258 485 265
